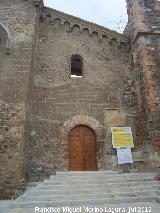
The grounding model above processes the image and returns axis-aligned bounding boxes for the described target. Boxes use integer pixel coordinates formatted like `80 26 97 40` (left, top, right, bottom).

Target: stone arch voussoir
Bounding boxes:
59 115 106 141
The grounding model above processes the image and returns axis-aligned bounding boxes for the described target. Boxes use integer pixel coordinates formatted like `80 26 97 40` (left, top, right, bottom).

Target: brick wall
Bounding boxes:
126 0 160 165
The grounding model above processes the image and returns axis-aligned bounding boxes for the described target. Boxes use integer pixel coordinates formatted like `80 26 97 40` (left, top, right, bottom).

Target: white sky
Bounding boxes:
43 0 128 33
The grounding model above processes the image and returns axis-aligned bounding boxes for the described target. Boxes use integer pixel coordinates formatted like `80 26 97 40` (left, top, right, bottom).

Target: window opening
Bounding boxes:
71 55 83 78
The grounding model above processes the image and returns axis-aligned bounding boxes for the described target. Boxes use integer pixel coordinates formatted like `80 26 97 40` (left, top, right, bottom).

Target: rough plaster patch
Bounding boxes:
132 151 145 162
104 109 126 130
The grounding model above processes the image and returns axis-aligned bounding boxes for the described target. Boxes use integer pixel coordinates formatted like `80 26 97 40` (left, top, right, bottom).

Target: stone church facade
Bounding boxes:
0 0 160 199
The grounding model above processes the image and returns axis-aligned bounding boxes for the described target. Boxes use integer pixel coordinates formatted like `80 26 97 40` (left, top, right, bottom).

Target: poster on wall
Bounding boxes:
111 127 134 148
116 147 133 164
111 127 132 133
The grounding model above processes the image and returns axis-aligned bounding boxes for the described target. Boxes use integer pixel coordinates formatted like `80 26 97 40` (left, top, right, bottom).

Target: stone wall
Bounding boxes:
0 101 25 199
1 0 160 199
132 35 160 147
126 0 160 170
26 7 141 180
125 0 160 39
0 0 40 199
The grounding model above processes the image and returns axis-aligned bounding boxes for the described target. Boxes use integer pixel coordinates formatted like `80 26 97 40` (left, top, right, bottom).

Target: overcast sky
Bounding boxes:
43 0 128 33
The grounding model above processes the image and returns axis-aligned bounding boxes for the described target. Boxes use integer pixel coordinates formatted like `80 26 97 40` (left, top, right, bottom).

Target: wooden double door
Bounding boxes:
69 125 97 171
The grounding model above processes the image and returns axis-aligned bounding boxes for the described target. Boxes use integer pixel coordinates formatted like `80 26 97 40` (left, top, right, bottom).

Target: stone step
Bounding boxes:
2 171 160 213
45 177 155 185
50 173 156 180
25 182 40 191
8 196 160 208
26 182 40 187
36 181 160 190
0 201 15 213
55 170 118 176
17 190 159 202
54 172 155 175
3 202 160 213
24 185 160 196
41 178 156 187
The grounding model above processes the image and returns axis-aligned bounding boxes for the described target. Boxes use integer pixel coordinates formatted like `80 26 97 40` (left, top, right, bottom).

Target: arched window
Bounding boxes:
0 23 12 54
70 55 83 78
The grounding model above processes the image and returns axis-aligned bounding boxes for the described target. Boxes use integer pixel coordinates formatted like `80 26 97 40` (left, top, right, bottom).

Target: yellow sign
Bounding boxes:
111 127 134 148
111 127 131 133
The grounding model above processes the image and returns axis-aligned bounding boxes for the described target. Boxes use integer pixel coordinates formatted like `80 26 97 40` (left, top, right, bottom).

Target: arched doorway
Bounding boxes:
69 125 97 171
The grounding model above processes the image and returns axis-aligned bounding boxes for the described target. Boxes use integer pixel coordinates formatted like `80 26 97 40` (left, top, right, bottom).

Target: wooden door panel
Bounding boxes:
69 126 97 171
70 153 83 170
69 137 83 170
84 136 96 170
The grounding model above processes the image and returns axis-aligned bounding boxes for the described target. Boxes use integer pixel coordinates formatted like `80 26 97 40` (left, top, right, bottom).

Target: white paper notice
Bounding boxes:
116 147 133 164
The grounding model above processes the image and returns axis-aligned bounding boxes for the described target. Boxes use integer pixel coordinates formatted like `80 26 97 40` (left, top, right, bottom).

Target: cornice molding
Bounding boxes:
42 6 128 43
